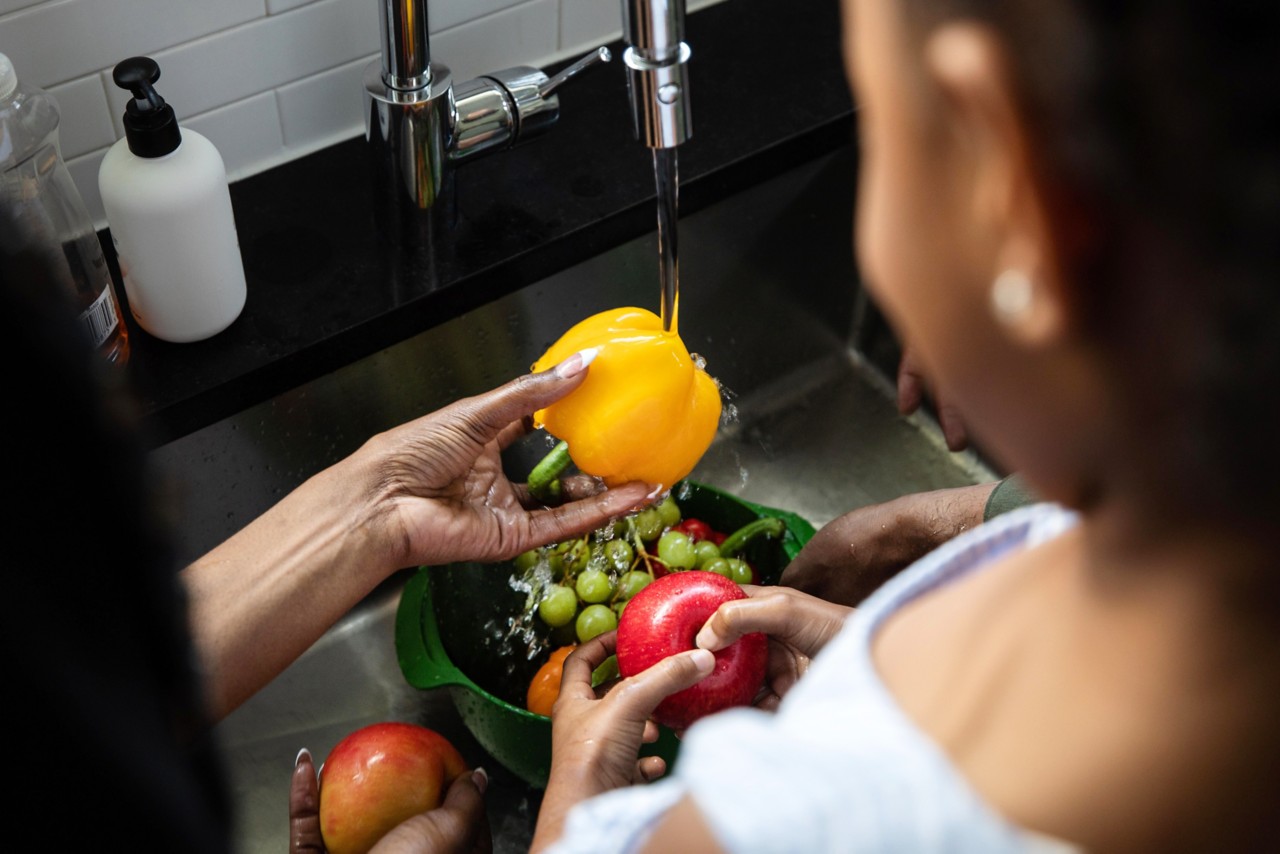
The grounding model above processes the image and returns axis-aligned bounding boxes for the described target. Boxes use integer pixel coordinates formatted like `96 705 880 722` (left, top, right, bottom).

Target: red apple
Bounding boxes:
319 721 468 854
616 570 767 731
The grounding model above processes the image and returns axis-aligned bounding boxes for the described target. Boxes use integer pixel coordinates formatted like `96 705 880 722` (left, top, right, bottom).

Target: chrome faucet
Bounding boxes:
365 0 694 217
364 0 611 211
621 0 692 151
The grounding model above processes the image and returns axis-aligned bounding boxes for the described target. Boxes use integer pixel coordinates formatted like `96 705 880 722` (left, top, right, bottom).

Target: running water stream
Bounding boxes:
654 146 680 333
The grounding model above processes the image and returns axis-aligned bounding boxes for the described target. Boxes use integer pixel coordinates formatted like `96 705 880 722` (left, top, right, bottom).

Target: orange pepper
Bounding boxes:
526 644 576 717
531 307 722 489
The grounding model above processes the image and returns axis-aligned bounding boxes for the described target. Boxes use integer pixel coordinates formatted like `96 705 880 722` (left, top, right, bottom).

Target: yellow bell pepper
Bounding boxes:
531 306 722 489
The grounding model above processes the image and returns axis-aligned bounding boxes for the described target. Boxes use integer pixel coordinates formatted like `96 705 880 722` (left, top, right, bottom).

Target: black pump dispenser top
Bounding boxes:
112 56 181 158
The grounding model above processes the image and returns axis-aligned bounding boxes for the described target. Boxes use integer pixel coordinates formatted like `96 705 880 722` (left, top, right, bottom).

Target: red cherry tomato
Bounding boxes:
675 519 714 542
650 557 671 578
709 530 727 546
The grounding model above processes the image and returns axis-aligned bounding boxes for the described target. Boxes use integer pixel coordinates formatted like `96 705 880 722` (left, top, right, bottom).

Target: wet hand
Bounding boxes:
356 352 652 570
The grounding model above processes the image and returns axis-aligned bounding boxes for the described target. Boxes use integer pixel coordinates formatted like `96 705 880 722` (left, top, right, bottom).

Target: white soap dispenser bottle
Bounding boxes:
98 56 246 343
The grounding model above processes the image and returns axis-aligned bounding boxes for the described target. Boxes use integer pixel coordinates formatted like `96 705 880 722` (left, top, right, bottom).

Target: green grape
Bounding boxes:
617 569 652 601
546 552 567 580
694 540 722 567
702 557 731 578
634 507 664 541
514 549 541 572
575 568 615 604
612 600 628 619
604 538 634 572
576 604 618 643
655 495 682 528
657 530 697 570
558 538 590 574
538 585 580 628
725 558 754 585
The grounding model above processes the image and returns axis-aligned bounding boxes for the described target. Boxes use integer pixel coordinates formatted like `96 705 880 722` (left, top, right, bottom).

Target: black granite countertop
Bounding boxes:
113 0 854 449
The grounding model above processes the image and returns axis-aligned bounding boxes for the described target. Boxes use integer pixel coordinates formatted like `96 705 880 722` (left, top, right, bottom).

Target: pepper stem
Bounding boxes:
528 440 572 502
718 516 787 558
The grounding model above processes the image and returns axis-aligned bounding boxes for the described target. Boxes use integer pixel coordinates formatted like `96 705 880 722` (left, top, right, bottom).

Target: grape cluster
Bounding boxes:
513 494 755 647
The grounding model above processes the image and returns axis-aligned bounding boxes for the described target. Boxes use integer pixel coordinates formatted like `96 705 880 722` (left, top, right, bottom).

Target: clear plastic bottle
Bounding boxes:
0 52 130 365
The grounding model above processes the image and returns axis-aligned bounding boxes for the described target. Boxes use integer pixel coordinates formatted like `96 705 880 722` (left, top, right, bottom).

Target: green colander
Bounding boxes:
395 481 816 789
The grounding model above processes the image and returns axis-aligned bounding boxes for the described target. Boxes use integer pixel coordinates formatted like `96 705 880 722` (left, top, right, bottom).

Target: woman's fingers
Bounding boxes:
289 748 325 853
523 482 651 547
448 354 597 447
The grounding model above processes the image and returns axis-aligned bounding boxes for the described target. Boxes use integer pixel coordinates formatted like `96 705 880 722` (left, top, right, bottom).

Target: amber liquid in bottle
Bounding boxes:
63 229 130 366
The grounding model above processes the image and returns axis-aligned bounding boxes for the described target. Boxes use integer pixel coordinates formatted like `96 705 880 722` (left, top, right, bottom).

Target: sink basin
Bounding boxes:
149 144 997 853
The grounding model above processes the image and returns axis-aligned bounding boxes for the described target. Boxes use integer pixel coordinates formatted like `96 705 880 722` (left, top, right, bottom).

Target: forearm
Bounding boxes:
782 482 997 605
181 454 400 722
531 765 603 853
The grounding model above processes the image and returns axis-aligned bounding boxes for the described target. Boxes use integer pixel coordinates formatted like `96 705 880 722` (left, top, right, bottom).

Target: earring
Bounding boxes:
990 269 1034 325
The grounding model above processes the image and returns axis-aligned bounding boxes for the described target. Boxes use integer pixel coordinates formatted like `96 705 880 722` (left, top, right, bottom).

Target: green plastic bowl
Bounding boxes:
394 481 816 789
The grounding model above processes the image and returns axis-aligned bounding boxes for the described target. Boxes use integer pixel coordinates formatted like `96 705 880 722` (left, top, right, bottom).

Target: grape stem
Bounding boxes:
528 440 572 501
718 517 787 558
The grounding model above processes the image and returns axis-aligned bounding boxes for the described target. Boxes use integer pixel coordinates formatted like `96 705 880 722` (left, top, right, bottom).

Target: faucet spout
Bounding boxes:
621 0 692 149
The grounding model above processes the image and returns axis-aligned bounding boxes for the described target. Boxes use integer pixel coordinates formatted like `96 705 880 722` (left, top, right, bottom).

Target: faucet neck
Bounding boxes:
380 0 431 90
621 0 685 62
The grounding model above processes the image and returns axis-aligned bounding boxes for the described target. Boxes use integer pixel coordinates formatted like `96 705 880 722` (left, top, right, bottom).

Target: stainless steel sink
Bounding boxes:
149 145 997 853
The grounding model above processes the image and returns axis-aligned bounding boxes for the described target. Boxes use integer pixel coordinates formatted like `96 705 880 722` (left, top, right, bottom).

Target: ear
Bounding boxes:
922 23 1075 349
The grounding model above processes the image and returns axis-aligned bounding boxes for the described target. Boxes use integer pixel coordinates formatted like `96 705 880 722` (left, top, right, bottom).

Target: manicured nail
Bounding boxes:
689 648 716 673
295 747 312 767
472 766 489 794
554 347 600 379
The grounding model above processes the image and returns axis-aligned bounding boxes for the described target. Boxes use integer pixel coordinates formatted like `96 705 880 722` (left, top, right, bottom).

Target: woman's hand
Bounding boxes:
695 585 853 709
897 344 969 452
531 632 715 851
185 351 653 723
289 749 492 854
353 351 653 570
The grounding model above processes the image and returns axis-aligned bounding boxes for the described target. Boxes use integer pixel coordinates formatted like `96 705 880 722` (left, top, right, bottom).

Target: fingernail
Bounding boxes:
645 483 667 502
694 625 718 650
295 747 312 767
472 766 489 794
689 648 716 673
554 347 600 379
627 483 663 511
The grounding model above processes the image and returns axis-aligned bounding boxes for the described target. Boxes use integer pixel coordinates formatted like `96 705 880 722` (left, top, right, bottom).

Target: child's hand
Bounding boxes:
695 586 853 709
533 632 713 852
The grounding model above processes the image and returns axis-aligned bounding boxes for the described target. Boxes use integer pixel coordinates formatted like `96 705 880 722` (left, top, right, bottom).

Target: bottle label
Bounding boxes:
78 283 120 349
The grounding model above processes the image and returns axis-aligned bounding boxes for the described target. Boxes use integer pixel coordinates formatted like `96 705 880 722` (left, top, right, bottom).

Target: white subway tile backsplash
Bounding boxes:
0 0 264 90
103 0 379 135
559 0 621 55
428 0 529 33
267 0 321 15
183 91 285 182
0 0 42 17
275 53 373 150
48 74 115 159
431 0 557 84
